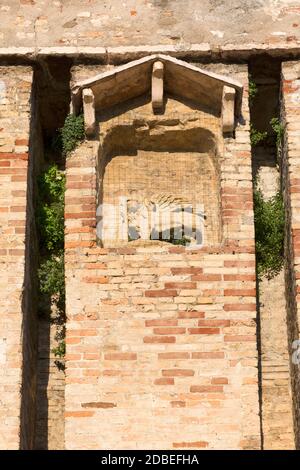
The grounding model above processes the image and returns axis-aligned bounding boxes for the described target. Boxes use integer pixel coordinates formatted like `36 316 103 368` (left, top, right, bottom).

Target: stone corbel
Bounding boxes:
222 86 236 134
82 88 96 137
152 61 164 113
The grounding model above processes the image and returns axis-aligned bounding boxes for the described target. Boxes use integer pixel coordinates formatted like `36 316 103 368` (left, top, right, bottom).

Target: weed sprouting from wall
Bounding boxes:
60 114 84 156
249 73 285 279
249 77 258 104
37 164 66 363
254 189 284 279
250 124 268 147
36 113 85 365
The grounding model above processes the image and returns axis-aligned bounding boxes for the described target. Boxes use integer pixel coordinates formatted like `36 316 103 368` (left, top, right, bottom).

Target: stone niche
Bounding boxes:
72 54 243 249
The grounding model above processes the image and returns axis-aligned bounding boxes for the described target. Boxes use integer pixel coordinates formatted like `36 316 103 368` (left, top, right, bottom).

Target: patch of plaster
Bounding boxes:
0 339 6 365
0 81 6 104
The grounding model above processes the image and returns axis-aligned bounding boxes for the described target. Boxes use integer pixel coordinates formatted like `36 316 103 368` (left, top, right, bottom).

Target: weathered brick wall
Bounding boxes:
0 66 34 449
0 1 299 54
64 63 261 449
251 102 295 448
259 272 295 449
19 76 44 449
281 61 300 448
35 317 65 450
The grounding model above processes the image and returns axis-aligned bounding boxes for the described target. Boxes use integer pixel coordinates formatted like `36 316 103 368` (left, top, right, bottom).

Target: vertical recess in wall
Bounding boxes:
249 56 295 449
33 57 71 450
19 70 43 450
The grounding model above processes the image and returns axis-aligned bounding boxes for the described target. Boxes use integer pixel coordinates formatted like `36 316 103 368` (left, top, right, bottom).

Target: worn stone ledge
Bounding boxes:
1 43 300 64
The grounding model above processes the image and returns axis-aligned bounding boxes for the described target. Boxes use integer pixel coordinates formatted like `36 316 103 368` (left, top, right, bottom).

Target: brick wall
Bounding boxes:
35 317 65 450
64 63 261 449
0 66 35 449
281 61 300 447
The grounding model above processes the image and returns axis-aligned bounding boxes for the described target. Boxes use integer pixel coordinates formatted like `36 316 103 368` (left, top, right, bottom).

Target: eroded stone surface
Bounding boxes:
0 1 299 52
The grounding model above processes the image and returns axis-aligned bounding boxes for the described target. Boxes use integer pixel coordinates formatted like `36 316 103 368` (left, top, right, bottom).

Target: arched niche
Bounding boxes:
96 118 222 248
71 54 244 248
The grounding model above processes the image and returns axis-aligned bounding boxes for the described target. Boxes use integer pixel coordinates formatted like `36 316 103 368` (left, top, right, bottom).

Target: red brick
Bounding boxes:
188 328 220 335
83 276 108 284
197 320 230 327
84 263 107 269
224 274 255 281
191 352 224 359
224 260 255 268
162 369 194 377
145 289 177 297
104 353 137 360
224 289 256 296
190 385 223 393
81 402 116 408
65 411 94 418
211 377 228 385
178 311 205 319
191 274 222 281
165 282 197 289
145 319 178 327
154 378 174 385
153 327 186 335
224 335 256 342
171 401 186 407
158 352 190 360
173 441 208 449
10 206 26 212
143 336 176 344
15 138 29 146
223 303 256 311
171 267 203 275
65 211 95 219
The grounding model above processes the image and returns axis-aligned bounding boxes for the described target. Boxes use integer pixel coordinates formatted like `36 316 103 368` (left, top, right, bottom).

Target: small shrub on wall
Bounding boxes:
60 114 84 156
37 114 85 362
254 189 284 279
37 164 66 361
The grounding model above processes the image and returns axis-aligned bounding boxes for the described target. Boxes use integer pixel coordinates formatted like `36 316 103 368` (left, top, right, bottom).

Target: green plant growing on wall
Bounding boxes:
270 117 284 149
254 188 284 279
250 124 268 147
60 113 84 156
249 77 258 104
37 164 65 252
37 163 66 362
37 114 86 363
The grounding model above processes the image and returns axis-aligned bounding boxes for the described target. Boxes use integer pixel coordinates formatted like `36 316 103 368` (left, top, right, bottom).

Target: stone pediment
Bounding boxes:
71 54 243 136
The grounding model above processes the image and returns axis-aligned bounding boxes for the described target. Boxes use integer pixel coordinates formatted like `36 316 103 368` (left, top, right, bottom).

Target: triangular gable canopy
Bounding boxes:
71 54 243 136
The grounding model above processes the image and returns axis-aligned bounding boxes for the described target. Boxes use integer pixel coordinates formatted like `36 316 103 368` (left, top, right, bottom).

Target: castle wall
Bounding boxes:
64 63 261 450
0 66 36 449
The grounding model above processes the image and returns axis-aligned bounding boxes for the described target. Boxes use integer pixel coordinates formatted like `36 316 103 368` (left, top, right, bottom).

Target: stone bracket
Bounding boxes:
222 86 236 134
83 88 96 137
152 61 164 113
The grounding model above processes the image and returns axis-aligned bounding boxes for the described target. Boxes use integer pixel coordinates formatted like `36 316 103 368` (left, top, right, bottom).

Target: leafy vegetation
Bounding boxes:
250 124 268 147
249 77 258 103
36 115 85 362
270 117 284 149
37 164 66 361
254 189 284 279
37 164 65 252
60 114 84 156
